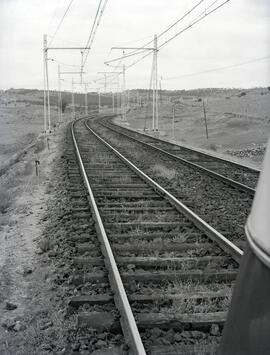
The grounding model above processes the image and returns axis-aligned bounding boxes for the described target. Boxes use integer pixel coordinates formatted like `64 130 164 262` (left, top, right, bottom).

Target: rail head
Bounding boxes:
109 116 261 173
71 120 146 355
85 120 243 263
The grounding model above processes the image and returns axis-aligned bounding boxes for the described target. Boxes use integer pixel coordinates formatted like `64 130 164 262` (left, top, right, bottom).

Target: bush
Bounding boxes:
0 188 11 213
208 143 218 151
238 92 246 97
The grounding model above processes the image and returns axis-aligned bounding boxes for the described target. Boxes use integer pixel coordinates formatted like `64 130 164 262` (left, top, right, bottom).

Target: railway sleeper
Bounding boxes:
74 256 233 270
77 311 226 331
76 241 215 254
69 290 229 308
91 183 148 189
104 221 190 231
107 232 203 242
148 344 217 355
100 206 175 212
72 270 237 285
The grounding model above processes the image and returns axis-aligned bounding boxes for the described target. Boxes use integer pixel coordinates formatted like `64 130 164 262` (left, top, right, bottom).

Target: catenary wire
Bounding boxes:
48 0 75 47
164 56 270 80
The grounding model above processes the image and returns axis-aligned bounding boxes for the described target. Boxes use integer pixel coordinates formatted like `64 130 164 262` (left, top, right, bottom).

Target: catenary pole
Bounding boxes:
154 34 158 131
43 38 47 132
44 34 51 132
85 84 88 115
152 37 156 131
58 64 62 123
72 78 75 119
122 64 126 121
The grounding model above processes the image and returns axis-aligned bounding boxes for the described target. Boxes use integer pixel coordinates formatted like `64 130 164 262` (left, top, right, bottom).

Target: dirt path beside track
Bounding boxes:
0 126 66 355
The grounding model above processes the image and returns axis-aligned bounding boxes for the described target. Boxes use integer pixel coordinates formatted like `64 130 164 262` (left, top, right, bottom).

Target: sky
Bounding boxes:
0 0 269 91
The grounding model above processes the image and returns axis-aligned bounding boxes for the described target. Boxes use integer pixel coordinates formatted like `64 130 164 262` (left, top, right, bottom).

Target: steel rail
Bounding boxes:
85 120 243 263
99 119 256 195
71 120 146 355
107 117 261 173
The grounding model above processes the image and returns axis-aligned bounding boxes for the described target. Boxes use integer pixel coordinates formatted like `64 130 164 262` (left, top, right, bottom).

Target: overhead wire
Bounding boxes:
125 0 231 70
48 0 75 47
83 0 103 54
47 0 63 33
82 0 109 68
105 48 152 64
100 0 232 92
105 0 204 65
164 56 270 80
156 0 204 42
158 0 231 50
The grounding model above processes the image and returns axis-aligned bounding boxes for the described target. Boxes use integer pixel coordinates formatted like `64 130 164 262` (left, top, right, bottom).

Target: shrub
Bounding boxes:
208 143 217 151
0 188 11 213
238 92 246 97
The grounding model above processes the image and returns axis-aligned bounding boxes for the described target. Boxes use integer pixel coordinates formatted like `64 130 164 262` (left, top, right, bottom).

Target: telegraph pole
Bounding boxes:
202 100 209 139
172 103 175 139
98 88 101 113
112 92 115 113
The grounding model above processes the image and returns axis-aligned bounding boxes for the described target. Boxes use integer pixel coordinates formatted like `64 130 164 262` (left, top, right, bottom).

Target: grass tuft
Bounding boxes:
39 237 55 253
151 164 176 180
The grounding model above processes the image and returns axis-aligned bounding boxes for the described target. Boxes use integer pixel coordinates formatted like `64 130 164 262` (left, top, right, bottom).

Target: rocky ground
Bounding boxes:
0 123 71 354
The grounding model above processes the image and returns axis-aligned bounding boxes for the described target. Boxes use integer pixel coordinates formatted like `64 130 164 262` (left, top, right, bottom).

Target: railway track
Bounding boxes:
86 116 255 245
101 116 260 192
64 129 130 354
68 117 243 354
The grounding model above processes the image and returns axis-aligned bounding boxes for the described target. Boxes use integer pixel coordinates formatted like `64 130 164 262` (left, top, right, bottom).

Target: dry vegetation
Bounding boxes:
124 87 270 167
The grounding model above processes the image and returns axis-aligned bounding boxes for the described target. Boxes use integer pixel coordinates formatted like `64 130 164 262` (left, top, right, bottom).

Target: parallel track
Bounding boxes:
70 117 243 354
101 116 260 193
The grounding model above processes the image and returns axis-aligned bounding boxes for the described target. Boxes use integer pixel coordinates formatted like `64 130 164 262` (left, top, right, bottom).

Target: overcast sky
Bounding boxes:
0 0 269 91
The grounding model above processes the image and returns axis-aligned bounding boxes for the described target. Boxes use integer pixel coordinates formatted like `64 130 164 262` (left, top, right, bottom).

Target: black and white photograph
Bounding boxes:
0 0 270 354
